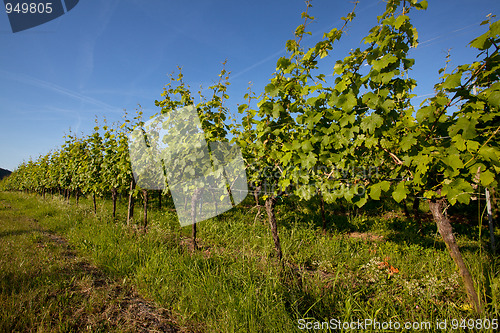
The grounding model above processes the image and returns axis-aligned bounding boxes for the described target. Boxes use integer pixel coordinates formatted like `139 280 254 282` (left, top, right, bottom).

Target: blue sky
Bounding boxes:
0 0 498 171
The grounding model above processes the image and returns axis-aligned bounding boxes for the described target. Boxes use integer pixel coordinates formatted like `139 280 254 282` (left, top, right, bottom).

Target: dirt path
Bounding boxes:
0 196 180 332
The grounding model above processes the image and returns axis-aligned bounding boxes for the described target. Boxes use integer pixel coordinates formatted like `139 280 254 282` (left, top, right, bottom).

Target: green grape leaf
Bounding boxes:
392 182 408 203
480 170 495 186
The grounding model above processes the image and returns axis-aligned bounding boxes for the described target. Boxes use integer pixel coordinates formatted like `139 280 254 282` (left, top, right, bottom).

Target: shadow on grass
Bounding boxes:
0 229 37 239
270 195 494 255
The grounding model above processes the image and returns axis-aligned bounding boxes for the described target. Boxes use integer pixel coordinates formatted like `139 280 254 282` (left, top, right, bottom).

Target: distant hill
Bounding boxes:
0 168 12 180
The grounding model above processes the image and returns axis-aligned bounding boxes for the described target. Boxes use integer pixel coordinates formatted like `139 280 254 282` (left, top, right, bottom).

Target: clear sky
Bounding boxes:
0 0 498 171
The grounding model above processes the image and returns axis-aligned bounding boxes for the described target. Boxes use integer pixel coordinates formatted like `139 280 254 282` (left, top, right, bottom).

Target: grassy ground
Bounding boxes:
0 192 178 332
0 190 499 332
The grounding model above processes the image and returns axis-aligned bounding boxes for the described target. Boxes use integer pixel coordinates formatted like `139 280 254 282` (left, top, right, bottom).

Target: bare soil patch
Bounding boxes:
39 229 181 332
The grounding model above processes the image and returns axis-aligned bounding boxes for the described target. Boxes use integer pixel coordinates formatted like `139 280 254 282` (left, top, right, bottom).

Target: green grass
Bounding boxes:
1 190 499 332
0 192 177 332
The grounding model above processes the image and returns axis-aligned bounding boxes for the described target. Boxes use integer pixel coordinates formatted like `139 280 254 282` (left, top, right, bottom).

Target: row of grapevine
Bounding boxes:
2 119 133 215
233 0 499 314
2 64 234 238
1 0 498 314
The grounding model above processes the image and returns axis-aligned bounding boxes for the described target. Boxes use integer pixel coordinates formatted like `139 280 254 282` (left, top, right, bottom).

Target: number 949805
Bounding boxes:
5 2 53 14
451 318 498 330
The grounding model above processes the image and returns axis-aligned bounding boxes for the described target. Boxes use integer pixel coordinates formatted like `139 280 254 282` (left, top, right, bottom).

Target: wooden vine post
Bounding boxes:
127 179 135 225
428 198 482 313
265 196 282 261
